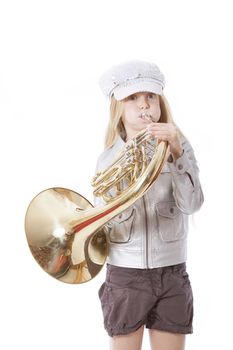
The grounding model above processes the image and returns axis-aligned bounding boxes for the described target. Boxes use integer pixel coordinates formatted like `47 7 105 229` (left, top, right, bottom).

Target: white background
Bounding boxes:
0 0 232 349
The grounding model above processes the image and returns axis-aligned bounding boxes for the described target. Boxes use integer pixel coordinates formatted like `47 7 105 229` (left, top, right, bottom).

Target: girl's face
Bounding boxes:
121 92 161 140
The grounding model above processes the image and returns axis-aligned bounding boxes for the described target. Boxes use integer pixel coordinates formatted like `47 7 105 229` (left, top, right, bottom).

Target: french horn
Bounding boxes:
25 129 169 284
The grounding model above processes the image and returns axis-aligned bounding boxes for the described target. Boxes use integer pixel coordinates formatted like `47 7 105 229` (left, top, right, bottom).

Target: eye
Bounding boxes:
147 93 156 99
128 94 137 101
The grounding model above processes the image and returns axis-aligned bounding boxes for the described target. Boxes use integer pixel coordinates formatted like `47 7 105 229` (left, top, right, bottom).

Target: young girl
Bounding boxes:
95 60 204 350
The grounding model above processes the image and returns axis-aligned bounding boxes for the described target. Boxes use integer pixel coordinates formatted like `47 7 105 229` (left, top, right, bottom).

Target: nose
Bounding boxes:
138 95 149 109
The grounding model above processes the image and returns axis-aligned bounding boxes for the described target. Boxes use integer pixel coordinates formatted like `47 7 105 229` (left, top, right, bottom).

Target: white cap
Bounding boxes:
99 60 165 101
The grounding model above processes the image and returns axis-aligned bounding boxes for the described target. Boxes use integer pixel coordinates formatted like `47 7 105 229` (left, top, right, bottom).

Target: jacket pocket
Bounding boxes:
156 201 185 242
108 207 135 243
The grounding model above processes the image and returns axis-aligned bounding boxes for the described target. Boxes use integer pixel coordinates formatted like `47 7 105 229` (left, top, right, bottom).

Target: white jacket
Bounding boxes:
94 136 204 269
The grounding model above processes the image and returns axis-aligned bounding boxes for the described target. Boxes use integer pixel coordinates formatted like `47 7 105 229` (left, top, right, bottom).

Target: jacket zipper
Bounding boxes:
142 196 149 268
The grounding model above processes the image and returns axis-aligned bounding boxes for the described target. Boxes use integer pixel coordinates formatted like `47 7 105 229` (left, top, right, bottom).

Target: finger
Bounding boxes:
150 130 171 138
147 124 172 131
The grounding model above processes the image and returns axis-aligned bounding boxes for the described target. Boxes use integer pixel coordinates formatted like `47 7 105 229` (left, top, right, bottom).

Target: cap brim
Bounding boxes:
113 81 163 101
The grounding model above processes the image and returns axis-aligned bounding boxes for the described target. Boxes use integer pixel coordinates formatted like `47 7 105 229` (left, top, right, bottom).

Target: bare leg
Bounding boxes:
149 329 185 350
110 325 144 350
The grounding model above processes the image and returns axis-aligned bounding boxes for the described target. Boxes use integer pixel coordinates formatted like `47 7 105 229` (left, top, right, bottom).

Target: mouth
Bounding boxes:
138 112 154 122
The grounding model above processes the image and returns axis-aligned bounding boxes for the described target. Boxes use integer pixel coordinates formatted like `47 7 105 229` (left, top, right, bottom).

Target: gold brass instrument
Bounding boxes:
25 129 169 284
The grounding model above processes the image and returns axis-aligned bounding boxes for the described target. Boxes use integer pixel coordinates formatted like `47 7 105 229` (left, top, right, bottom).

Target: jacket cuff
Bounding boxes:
167 150 191 174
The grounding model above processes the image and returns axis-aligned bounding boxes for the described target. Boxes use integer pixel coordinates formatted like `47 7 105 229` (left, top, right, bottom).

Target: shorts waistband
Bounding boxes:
107 262 186 273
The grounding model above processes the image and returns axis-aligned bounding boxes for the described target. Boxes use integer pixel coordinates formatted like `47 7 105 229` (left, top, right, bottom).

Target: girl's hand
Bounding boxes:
147 123 183 160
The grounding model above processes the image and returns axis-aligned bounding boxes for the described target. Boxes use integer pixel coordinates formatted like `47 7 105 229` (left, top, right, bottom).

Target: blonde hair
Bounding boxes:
104 94 182 149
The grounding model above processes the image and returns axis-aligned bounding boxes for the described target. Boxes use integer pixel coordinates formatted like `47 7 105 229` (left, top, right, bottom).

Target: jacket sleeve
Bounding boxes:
167 138 204 214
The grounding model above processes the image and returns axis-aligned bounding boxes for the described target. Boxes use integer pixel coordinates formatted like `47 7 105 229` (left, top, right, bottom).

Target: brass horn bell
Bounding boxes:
25 130 169 284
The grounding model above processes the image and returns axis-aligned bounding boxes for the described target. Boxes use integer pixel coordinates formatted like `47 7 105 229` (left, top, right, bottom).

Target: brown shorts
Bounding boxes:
98 263 193 337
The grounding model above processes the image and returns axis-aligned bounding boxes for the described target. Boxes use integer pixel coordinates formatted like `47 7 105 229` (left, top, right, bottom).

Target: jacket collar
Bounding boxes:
112 136 126 154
